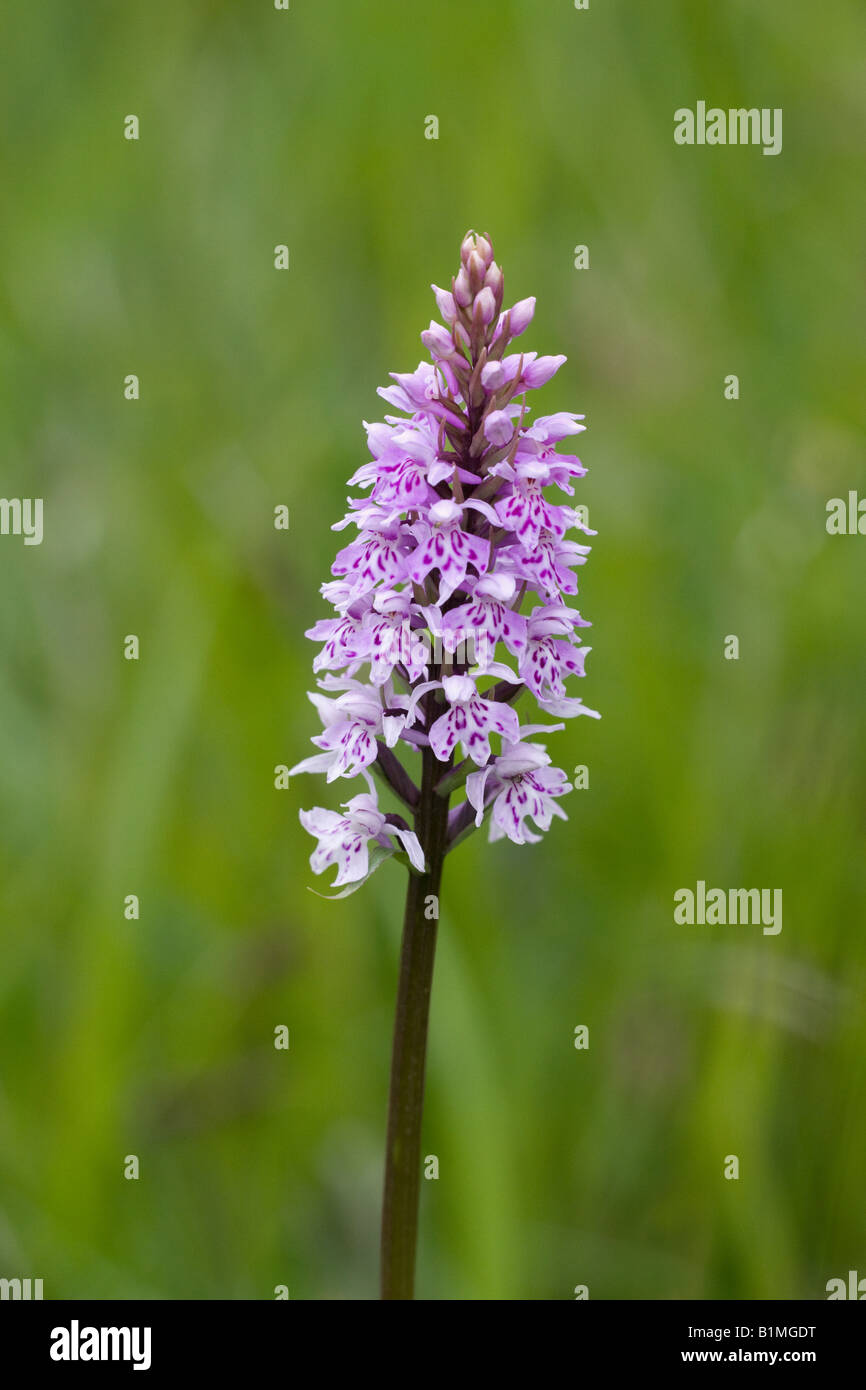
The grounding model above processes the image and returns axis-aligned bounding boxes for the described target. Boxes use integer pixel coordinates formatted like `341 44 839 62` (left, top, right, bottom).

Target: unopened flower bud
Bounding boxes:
431 284 457 323
484 261 504 297
460 230 478 265
460 230 493 268
421 321 455 359
473 234 493 268
468 250 486 293
480 360 507 391
473 287 496 327
453 268 472 307
521 353 567 388
483 409 513 446
507 296 535 338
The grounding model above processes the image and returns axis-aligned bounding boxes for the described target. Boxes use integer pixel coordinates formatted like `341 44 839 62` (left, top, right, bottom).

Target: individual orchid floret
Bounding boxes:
426 674 521 766
367 588 429 686
518 604 592 701
289 679 403 784
497 530 592 600
300 792 424 888
429 573 527 669
407 499 492 603
465 740 573 844
330 521 412 598
306 602 372 674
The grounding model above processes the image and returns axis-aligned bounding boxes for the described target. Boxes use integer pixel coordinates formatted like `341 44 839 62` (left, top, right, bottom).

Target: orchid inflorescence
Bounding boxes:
292 231 599 891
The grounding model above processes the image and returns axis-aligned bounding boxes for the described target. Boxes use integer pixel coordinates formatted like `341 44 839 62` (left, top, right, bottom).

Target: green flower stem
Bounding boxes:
380 742 450 1299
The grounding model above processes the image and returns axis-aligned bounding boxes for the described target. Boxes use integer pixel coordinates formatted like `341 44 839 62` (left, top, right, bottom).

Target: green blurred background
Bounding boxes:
1 0 864 1300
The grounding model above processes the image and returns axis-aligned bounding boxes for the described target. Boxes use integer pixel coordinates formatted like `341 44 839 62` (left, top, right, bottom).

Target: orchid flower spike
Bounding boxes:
294 229 598 889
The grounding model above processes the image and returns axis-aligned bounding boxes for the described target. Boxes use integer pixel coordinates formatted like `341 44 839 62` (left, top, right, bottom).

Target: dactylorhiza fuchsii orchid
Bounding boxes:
291 232 599 1299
